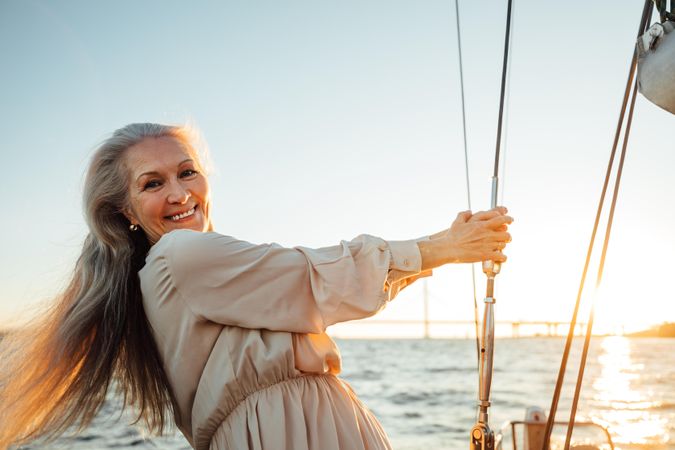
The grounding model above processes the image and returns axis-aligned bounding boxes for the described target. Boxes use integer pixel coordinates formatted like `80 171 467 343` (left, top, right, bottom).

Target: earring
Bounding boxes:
129 224 139 231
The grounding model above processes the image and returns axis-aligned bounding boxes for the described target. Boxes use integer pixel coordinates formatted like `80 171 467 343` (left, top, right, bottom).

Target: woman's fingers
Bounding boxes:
491 241 507 251
451 208 511 228
468 209 501 222
490 251 507 262
467 206 509 222
453 210 472 224
485 214 513 229
491 231 512 243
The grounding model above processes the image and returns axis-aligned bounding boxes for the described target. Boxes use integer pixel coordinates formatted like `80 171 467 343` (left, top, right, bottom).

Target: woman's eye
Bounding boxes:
180 169 198 178
144 180 162 190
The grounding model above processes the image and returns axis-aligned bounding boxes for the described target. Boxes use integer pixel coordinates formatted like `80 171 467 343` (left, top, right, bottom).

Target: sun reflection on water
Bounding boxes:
591 336 668 448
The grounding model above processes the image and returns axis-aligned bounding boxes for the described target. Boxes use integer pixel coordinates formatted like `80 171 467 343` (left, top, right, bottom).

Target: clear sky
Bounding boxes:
1 0 673 336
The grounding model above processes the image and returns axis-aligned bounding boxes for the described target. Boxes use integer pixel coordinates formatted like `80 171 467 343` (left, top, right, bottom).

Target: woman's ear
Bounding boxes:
123 208 138 226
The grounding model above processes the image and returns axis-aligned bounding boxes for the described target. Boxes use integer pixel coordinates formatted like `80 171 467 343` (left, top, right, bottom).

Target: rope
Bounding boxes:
542 1 654 447
453 0 481 369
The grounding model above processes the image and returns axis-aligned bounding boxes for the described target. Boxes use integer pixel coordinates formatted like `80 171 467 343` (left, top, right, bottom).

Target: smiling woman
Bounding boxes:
0 122 512 450
0 124 196 449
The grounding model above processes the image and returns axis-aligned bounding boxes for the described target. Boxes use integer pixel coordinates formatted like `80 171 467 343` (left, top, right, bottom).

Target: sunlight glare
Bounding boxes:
592 337 668 447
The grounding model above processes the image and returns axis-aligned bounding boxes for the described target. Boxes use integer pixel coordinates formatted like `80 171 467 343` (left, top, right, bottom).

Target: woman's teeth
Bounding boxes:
169 207 196 221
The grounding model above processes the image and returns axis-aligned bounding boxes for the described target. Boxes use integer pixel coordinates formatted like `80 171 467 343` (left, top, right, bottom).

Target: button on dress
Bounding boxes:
139 230 427 450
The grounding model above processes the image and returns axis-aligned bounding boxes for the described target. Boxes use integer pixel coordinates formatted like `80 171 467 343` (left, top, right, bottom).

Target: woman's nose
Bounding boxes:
167 181 191 204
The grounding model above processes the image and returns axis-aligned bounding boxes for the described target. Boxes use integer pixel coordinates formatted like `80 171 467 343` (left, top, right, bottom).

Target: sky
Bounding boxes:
0 0 674 336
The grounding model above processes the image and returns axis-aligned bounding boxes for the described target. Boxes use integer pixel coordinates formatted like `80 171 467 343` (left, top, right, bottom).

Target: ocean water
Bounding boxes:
22 337 675 450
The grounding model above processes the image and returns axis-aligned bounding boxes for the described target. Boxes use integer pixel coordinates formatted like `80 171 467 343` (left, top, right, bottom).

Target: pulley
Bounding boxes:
637 19 675 114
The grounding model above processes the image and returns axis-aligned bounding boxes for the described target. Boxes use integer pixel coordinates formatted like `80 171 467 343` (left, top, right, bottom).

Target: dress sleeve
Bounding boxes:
154 229 428 334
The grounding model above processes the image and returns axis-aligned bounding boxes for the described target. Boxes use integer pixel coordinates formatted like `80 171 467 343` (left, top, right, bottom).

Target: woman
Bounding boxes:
0 123 512 450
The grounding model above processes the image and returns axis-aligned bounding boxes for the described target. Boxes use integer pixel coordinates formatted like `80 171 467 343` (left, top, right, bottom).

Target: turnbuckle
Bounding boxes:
470 423 495 450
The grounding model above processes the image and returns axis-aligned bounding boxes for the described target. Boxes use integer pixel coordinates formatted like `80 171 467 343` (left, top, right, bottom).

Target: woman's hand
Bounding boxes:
418 207 513 271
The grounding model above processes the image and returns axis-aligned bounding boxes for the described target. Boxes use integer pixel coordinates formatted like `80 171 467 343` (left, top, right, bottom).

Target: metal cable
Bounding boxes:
453 0 481 369
469 0 514 437
564 70 642 450
500 0 516 206
541 1 654 447
493 0 514 180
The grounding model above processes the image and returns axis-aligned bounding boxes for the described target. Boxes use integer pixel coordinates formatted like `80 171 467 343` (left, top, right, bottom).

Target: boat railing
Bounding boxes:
495 420 614 450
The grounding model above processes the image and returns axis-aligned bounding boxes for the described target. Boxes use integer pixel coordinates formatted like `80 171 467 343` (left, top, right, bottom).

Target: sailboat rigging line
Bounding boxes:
452 0 481 368
499 0 516 207
492 0 514 185
564 75 642 450
470 2 514 448
541 1 654 448
541 46 633 450
455 0 472 212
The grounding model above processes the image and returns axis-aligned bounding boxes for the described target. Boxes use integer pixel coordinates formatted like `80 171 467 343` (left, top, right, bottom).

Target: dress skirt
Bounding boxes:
209 374 392 450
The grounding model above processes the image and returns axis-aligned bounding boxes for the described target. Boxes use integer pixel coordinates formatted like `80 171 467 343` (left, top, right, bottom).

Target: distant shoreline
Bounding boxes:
627 322 675 338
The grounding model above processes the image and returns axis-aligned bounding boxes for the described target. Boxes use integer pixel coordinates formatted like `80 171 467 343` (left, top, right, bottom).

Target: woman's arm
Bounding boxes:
151 230 423 334
147 207 512 334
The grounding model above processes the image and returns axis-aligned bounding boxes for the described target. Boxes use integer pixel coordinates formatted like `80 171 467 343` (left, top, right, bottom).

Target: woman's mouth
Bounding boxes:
166 205 197 222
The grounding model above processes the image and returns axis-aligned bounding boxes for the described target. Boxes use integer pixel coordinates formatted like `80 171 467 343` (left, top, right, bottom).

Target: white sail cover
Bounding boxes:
638 21 675 114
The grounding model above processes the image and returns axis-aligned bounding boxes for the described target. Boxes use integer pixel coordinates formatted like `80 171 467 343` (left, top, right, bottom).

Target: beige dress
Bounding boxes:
139 229 427 450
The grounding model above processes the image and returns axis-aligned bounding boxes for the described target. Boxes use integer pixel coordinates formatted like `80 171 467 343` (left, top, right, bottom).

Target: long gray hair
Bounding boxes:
0 123 206 447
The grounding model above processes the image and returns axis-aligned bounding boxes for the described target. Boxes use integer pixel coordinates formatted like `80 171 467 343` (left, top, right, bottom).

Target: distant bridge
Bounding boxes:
335 280 590 338
343 279 590 338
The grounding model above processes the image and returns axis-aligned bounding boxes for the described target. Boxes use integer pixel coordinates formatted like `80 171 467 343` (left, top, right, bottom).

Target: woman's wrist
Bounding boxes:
417 239 443 271
417 236 463 270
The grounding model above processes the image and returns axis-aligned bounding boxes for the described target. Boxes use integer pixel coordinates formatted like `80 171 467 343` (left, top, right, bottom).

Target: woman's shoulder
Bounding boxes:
155 228 215 247
141 230 270 293
146 230 228 265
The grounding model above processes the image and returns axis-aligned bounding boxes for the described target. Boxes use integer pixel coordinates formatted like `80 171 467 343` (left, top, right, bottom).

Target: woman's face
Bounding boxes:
123 136 211 244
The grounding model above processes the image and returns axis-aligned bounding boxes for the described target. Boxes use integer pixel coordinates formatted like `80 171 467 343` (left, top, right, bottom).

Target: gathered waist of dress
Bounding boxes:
195 373 349 450
206 373 394 450
227 372 341 420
